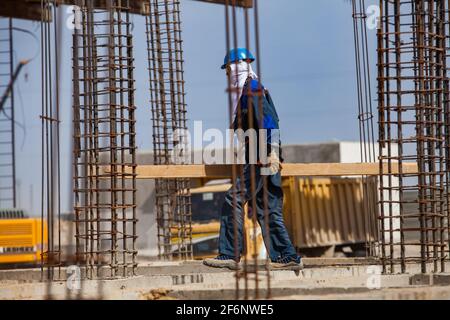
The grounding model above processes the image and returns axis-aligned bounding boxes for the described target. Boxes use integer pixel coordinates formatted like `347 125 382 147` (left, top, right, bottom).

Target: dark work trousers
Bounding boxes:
218 164 298 261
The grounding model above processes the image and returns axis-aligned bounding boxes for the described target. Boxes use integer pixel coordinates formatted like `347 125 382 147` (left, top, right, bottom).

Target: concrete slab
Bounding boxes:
0 257 404 282
1 260 450 300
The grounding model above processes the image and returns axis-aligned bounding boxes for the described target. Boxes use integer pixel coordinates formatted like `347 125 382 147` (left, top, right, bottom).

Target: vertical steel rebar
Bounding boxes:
73 0 137 279
145 0 193 261
0 18 16 210
224 0 271 300
40 0 62 282
378 0 449 273
352 0 379 258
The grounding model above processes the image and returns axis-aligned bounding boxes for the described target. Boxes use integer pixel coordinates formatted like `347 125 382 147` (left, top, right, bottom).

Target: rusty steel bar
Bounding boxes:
72 0 137 279
0 18 16 210
145 0 193 261
253 0 271 298
224 0 271 300
351 0 379 258
378 0 449 273
446 0 450 267
40 0 62 282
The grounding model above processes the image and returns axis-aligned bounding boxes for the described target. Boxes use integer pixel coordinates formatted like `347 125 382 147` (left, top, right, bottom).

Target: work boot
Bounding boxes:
203 254 241 270
270 256 304 271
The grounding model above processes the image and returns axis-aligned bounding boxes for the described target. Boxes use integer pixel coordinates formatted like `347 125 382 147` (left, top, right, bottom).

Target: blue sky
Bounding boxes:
7 0 378 214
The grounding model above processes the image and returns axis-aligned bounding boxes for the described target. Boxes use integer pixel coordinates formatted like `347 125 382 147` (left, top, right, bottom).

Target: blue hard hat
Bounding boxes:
221 48 255 69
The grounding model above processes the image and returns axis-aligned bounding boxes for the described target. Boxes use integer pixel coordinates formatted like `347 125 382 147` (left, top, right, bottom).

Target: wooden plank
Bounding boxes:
101 162 419 179
27 0 148 15
7 0 252 21
0 1 48 21
192 0 253 8
2 0 144 21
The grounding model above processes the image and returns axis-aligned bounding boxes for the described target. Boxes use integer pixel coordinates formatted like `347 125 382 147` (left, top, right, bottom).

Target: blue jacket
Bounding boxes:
232 78 283 186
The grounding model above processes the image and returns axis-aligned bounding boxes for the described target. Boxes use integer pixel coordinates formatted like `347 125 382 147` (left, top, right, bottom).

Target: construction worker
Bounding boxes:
203 48 303 271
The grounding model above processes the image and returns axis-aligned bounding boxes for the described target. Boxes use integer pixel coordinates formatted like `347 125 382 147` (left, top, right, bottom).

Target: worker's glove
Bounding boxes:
261 150 281 176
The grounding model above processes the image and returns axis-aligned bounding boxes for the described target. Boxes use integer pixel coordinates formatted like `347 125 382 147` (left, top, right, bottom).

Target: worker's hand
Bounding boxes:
261 150 281 176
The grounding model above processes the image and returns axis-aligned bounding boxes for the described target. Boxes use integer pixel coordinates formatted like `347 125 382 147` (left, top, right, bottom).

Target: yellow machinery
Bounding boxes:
0 210 47 265
181 176 378 259
283 177 378 255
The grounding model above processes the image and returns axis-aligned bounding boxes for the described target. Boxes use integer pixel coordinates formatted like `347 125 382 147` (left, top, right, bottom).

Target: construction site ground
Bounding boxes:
1 259 450 300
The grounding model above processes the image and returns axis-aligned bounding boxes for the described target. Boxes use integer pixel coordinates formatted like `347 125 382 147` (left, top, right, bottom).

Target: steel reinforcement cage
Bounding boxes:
72 0 137 279
377 0 450 274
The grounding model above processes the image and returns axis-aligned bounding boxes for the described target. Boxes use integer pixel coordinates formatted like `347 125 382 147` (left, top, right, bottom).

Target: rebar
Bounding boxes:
72 0 137 279
40 0 62 281
224 0 271 300
145 0 193 260
0 17 16 209
351 0 379 257
378 0 449 273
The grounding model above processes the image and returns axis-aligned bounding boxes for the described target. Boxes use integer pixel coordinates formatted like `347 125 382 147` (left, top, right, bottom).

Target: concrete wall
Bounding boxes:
339 141 400 245
282 143 340 163
135 152 157 255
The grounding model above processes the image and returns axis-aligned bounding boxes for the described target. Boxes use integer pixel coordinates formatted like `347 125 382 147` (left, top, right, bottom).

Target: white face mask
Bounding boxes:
228 61 258 119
